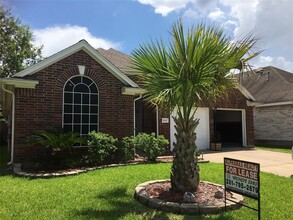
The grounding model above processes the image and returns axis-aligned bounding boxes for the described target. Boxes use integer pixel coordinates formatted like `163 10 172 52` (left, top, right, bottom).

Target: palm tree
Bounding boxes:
131 20 259 192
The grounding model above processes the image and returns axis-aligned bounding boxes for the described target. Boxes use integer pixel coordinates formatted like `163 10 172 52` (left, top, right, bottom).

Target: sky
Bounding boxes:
3 0 293 72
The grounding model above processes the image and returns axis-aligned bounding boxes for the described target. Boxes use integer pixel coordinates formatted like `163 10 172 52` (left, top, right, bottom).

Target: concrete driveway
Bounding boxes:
202 148 293 178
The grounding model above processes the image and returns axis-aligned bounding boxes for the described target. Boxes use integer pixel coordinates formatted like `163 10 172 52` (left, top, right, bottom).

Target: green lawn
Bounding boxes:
255 145 292 154
0 163 292 219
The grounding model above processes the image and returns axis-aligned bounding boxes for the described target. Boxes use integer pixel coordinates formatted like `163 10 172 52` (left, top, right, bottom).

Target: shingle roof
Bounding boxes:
97 48 133 75
240 66 293 103
96 49 293 104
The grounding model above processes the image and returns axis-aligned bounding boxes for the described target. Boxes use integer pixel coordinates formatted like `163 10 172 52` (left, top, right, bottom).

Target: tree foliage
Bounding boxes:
0 6 42 77
131 19 259 192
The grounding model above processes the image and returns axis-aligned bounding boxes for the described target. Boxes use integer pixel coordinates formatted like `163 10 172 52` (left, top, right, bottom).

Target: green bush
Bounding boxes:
134 133 168 161
121 136 135 162
26 129 85 169
83 132 118 166
27 130 85 157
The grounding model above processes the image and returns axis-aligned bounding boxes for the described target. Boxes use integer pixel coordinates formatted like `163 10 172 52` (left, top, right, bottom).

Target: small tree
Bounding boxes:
0 6 42 77
131 20 259 192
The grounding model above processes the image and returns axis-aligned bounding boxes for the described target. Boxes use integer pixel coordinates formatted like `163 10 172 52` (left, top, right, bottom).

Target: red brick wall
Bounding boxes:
158 109 171 151
14 50 134 162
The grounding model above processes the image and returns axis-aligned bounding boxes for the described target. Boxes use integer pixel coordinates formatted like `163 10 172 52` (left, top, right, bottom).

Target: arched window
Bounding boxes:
63 76 99 137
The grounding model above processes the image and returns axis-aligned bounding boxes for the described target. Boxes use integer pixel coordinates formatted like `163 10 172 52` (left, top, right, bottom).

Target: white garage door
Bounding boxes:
170 107 210 151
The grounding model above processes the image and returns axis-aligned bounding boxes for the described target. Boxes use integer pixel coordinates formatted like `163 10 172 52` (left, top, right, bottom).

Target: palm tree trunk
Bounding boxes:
170 113 200 192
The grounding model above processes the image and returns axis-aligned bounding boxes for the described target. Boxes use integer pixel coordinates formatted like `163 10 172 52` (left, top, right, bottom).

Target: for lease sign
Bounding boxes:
224 158 260 199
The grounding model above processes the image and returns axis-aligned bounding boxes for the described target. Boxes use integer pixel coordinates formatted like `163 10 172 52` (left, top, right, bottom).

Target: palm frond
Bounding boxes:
131 19 260 119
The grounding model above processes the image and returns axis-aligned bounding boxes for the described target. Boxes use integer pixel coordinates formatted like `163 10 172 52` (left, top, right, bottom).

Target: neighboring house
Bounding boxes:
241 66 293 146
0 40 255 164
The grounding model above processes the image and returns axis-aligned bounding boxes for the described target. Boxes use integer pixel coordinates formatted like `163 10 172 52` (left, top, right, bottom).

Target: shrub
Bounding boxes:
121 136 135 162
27 130 85 157
27 129 85 169
134 133 168 161
83 132 118 166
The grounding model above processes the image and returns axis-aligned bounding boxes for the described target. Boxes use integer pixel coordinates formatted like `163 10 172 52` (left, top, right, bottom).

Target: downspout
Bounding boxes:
155 103 159 137
1 84 15 165
150 102 159 137
133 95 142 136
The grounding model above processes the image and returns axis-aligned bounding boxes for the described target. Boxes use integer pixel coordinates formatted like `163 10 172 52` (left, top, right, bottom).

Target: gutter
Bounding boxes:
247 100 293 108
1 84 15 165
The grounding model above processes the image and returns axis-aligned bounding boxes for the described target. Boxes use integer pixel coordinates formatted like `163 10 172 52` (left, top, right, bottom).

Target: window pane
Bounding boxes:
74 93 81 103
90 125 98 132
64 114 72 123
73 125 81 134
74 105 81 113
75 84 89 93
64 82 74 91
83 77 92 86
63 125 72 133
64 104 72 113
90 84 98 93
74 114 81 123
90 115 98 123
91 94 98 104
82 125 89 135
82 94 89 104
82 114 89 123
90 106 98 114
71 76 81 85
64 93 72 104
82 105 89 113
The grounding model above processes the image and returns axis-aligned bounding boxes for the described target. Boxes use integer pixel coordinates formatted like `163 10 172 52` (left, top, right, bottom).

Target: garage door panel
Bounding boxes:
170 107 210 150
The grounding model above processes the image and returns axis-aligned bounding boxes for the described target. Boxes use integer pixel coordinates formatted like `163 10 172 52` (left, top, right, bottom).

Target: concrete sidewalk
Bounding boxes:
202 148 293 178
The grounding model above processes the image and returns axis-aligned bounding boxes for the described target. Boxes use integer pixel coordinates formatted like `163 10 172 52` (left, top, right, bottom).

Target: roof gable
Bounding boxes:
241 66 293 104
13 40 139 88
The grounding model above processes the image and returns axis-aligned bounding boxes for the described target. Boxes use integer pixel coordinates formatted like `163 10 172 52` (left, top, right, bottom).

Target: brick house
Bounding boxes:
241 66 293 146
0 40 255 164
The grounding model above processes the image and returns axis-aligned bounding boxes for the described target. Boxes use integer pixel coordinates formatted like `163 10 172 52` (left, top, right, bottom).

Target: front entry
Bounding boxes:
135 100 157 136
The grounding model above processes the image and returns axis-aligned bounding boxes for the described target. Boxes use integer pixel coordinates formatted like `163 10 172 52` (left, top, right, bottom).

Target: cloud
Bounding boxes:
33 25 120 57
136 0 191 16
251 56 293 73
136 0 219 16
219 0 258 37
183 8 199 19
208 7 225 21
134 0 293 72
254 0 293 50
193 0 218 11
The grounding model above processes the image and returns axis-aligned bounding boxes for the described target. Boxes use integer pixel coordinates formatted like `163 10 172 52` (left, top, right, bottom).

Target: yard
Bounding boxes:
0 163 292 219
255 145 292 154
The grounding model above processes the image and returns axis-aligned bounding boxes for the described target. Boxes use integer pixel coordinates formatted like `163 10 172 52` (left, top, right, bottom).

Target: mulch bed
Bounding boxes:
146 181 232 204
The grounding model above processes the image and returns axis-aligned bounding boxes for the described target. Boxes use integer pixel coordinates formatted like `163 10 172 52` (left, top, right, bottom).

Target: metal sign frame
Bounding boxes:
224 157 260 220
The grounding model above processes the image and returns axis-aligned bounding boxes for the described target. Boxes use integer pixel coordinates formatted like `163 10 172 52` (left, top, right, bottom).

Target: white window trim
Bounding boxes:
62 75 99 137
